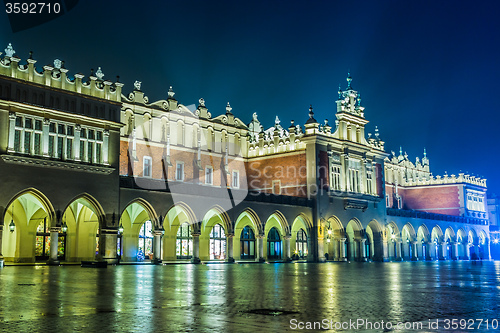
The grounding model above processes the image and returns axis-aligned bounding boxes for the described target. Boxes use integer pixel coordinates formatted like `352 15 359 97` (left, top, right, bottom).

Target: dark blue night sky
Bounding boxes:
1 1 499 194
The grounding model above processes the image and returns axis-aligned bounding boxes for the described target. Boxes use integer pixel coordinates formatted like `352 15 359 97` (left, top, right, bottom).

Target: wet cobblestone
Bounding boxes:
1 261 500 332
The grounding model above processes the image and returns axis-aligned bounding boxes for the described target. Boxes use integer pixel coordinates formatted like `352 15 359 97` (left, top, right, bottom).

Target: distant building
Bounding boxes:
487 194 500 259
0 44 491 265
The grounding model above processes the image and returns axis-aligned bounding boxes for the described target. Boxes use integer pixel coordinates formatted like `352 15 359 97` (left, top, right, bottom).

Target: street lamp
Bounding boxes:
61 222 68 233
118 223 124 234
9 220 15 232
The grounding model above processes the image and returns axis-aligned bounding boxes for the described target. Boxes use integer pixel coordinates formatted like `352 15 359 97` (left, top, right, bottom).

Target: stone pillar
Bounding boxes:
382 238 389 261
339 238 347 261
360 239 367 261
152 230 162 264
466 243 471 260
47 226 60 265
284 236 292 262
411 241 418 261
100 229 119 264
42 118 50 157
453 242 459 260
8 112 16 152
438 242 446 260
191 233 201 264
256 235 265 262
484 239 491 260
425 242 433 260
394 240 402 260
0 222 3 268
226 234 235 263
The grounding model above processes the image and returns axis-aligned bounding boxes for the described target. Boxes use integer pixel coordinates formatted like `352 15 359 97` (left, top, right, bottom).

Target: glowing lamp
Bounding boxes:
493 239 499 244
61 222 68 233
118 223 124 234
327 238 331 243
327 229 332 235
9 220 15 232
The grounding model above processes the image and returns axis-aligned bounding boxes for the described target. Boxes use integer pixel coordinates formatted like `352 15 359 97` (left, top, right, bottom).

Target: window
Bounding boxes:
138 220 154 261
35 217 66 261
240 226 255 259
176 162 184 181
331 165 341 191
267 227 282 260
176 223 192 259
366 172 372 194
348 159 361 192
205 167 213 185
13 115 42 155
386 194 390 208
232 170 239 188
210 224 226 260
143 156 152 177
296 229 308 259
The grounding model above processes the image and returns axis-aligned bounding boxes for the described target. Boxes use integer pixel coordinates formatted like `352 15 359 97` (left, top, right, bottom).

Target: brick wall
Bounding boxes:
245 152 308 197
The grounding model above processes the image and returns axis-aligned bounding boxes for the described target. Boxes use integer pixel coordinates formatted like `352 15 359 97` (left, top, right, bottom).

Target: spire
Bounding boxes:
399 146 403 155
346 72 352 89
95 67 104 80
4 43 15 57
423 148 427 158
374 126 379 139
226 102 232 115
306 104 317 124
338 85 342 100
168 86 175 99
357 92 361 106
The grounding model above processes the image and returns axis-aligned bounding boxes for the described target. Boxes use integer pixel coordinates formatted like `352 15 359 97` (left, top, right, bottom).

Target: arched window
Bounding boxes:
210 224 226 260
240 226 255 259
267 227 282 260
35 217 66 261
138 220 154 261
296 229 308 259
176 222 192 259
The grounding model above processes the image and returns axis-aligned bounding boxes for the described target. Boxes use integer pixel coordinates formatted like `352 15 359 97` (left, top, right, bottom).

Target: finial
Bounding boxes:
423 148 427 157
309 104 314 119
28 51 33 59
116 75 120 83
274 115 280 126
168 86 175 98
368 132 372 138
226 102 232 114
290 119 295 126
357 92 361 106
374 126 379 139
338 85 342 100
61 60 65 69
199 98 205 107
90 68 94 77
134 80 141 91
399 146 403 156
346 72 352 89
4 43 15 57
325 119 329 126
404 151 408 159
95 67 104 80
53 59 62 69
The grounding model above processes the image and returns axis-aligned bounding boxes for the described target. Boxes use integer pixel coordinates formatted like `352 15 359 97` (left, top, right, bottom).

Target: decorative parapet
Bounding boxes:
387 208 488 225
404 172 487 188
0 43 123 102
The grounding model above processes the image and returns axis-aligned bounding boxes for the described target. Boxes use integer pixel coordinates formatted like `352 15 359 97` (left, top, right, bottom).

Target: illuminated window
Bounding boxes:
366 172 372 194
210 224 226 260
205 167 213 185
176 162 184 181
331 165 341 190
143 156 152 177
296 229 308 259
35 217 66 261
138 220 154 261
240 226 255 259
348 159 361 192
176 223 192 259
386 194 390 207
267 227 282 260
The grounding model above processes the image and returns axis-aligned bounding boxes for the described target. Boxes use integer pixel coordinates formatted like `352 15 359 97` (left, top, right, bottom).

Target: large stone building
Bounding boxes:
0 43 491 266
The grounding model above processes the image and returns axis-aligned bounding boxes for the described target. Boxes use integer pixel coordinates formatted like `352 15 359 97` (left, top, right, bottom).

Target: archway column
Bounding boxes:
226 234 235 263
191 233 201 264
47 226 60 265
394 239 402 261
411 241 418 261
0 220 5 267
152 230 163 264
484 239 491 260
438 242 446 260
256 235 265 262
339 238 347 261
100 228 119 264
425 241 432 260
452 242 459 260
284 236 291 262
360 239 367 261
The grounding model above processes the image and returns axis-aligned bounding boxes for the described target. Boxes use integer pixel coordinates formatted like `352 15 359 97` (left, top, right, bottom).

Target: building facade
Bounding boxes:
0 43 491 265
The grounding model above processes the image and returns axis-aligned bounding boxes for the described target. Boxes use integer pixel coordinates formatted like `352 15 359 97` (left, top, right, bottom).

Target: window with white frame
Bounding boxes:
232 170 239 188
205 167 213 185
348 159 361 193
331 165 341 191
386 194 390 207
176 162 184 181
143 156 152 177
11 114 106 163
467 191 485 212
366 171 372 194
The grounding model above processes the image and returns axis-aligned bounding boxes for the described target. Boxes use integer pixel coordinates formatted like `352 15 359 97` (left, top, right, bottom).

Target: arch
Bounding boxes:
3 187 55 225
431 225 444 242
417 224 431 242
201 205 231 235
163 202 197 260
234 207 262 235
165 202 197 231
444 227 456 242
386 221 400 237
401 223 417 241
264 211 289 237
367 219 383 234
121 198 158 226
62 193 106 227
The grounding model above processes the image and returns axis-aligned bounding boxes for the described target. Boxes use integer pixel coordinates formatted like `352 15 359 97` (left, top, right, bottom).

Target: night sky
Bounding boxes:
1 1 499 194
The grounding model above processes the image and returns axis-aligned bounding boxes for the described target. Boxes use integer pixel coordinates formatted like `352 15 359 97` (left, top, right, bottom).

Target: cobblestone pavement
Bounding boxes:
1 261 500 332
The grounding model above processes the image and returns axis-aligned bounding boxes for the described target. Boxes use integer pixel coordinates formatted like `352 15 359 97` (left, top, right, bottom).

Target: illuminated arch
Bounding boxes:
401 223 417 241
431 225 444 242
444 227 456 242
264 211 289 237
4 187 55 225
